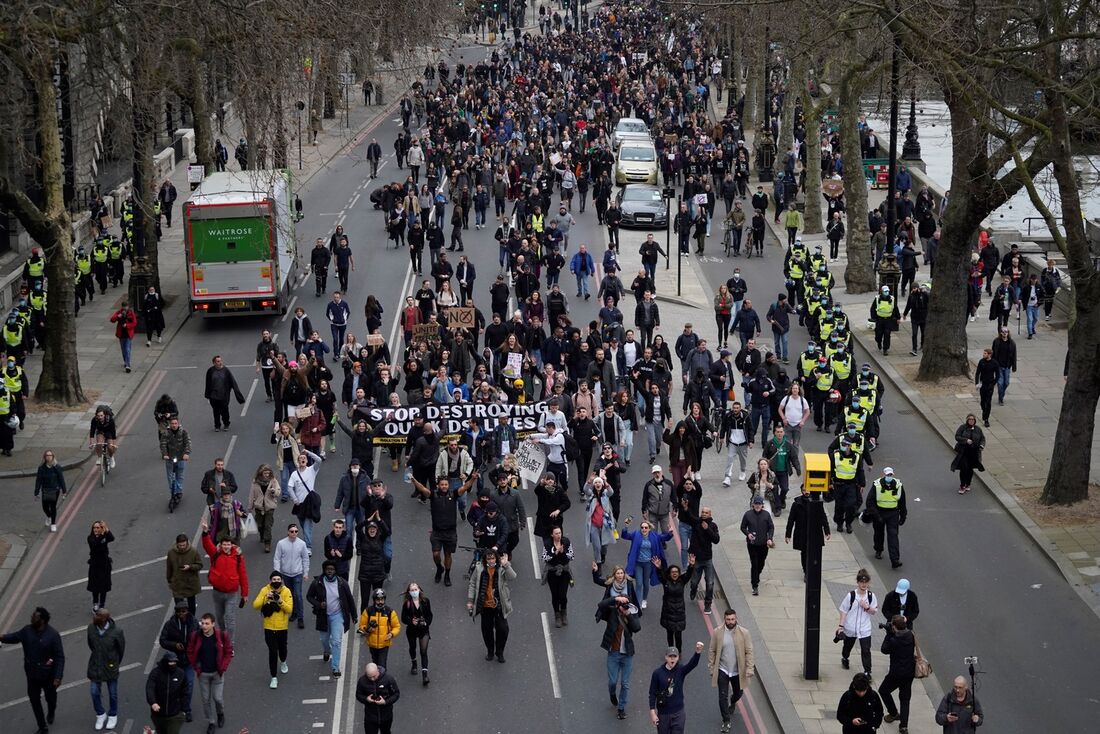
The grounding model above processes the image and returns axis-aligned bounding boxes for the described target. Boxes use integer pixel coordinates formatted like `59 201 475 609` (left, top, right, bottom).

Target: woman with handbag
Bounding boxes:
878 614 917 734
34 449 66 532
950 414 985 494
541 526 574 627
747 458 779 515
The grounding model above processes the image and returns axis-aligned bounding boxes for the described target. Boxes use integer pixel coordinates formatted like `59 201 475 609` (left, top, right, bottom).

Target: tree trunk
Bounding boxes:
131 74 161 290
802 93 824 235
730 26 742 103
838 78 874 293
742 39 757 133
915 96 988 380
189 56 214 175
778 58 800 157
0 59 86 405
1039 54 1099 505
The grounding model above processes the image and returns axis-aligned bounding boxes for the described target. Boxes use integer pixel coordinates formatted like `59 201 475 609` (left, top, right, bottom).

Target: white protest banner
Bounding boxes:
514 441 547 488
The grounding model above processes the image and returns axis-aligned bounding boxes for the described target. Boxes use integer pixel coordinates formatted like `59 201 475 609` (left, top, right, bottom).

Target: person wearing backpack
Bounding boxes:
879 614 916 734
835 569 878 679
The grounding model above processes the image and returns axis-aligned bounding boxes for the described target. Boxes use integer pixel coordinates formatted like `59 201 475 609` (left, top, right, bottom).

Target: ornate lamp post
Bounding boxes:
902 85 921 160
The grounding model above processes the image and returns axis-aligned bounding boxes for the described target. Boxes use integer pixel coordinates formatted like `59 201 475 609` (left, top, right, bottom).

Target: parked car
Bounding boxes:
617 184 668 228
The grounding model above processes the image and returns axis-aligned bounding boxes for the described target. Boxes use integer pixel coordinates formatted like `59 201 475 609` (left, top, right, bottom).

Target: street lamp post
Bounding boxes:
676 195 683 296
756 26 775 182
295 100 305 170
885 39 900 247
902 85 921 160
663 186 675 271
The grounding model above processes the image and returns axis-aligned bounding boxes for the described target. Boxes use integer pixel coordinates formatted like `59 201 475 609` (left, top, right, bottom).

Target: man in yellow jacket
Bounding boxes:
358 588 400 669
253 571 293 689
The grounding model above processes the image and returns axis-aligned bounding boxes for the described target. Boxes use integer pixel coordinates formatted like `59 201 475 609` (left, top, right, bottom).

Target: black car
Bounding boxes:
616 184 669 229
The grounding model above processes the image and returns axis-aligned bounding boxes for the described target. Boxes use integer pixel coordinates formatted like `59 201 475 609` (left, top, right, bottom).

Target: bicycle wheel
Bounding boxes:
100 455 108 486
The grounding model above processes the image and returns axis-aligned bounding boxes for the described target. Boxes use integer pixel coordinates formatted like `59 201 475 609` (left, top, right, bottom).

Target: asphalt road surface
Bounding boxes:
0 48 782 734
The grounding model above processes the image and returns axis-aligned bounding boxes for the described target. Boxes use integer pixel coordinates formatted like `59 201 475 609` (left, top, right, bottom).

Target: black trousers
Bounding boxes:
833 482 859 528
547 570 570 612
874 321 893 351
841 634 873 674
407 629 429 670
363 718 393 734
746 543 769 588
480 606 509 655
338 267 350 292
575 450 593 491
717 670 743 724
879 672 914 725
979 385 994 421
315 269 328 294
209 399 231 429
872 510 902 563
264 629 288 677
41 497 58 524
911 321 925 351
27 676 57 729
369 646 389 668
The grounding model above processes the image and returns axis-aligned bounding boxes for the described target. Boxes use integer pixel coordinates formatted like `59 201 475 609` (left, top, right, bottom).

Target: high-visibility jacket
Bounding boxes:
93 244 109 263
3 366 23 395
3 324 22 347
799 352 818 378
29 293 45 313
857 390 878 415
814 366 834 392
832 451 858 480
108 243 123 260
874 296 895 318
76 255 92 275
787 259 803 279
531 213 544 233
832 353 852 380
842 405 868 432
873 477 903 509
26 258 44 277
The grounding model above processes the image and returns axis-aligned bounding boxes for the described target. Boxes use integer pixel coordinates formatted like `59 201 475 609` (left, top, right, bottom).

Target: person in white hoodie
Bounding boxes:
407 139 425 184
286 449 324 553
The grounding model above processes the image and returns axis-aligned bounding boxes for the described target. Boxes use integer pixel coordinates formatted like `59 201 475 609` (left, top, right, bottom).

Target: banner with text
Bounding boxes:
366 401 548 444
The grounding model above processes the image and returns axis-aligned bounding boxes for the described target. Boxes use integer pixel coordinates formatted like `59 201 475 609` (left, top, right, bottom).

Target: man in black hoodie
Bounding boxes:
1 607 64 733
878 615 916 733
158 601 197 723
356 662 401 734
146 651 187 734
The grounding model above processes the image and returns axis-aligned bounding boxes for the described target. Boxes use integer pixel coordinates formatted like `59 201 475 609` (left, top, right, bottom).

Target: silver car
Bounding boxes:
612 117 651 150
617 184 668 228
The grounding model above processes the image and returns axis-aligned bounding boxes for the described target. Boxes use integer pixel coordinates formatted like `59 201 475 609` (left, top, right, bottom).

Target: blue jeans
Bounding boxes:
301 518 314 550
645 423 661 459
90 679 119 716
678 521 693 569
750 406 771 444
180 664 194 714
1026 304 1040 336
575 272 590 297
165 459 186 495
637 564 652 602
330 325 346 350
383 535 393 566
997 367 1012 402
344 509 364 538
643 261 656 281
773 330 789 360
621 429 634 462
321 611 345 671
606 651 634 711
449 477 468 514
119 337 132 368
284 573 304 621
280 461 294 501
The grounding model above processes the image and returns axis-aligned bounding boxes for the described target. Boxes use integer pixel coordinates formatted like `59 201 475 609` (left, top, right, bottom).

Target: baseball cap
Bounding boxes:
651 464 662 474
895 579 910 594
883 467 895 476
349 458 361 465
720 349 731 357
665 646 680 657
752 495 765 505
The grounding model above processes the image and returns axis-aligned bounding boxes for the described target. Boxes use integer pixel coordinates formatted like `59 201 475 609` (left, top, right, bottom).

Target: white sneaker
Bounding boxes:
95 457 102 466
45 519 51 527
157 335 163 343
270 676 279 688
280 661 289 674
146 340 151 347
106 715 118 729
738 472 746 481
722 476 731 487
95 713 107 730
969 315 975 322
640 600 647 609
109 456 116 470
50 524 57 532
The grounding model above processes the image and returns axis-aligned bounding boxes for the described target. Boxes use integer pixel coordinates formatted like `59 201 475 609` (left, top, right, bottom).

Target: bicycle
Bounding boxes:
459 544 483 581
89 438 115 487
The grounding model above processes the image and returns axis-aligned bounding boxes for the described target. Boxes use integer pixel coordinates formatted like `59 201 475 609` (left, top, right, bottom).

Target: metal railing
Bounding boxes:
1022 216 1063 237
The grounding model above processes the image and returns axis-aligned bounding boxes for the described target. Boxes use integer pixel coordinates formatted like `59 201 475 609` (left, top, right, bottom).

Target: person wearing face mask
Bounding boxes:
323 518 354 581
594 562 642 720
306 561 355 679
253 572 293 689
864 468 907 569
146 652 186 734
951 414 985 494
400 583 433 685
708 609 755 733
830 440 866 534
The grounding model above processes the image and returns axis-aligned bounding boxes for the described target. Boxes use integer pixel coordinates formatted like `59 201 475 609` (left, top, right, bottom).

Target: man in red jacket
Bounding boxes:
201 533 249 645
109 302 138 373
187 613 233 734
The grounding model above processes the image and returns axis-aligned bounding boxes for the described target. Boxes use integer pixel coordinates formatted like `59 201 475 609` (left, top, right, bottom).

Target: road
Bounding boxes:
691 214 1100 731
0 48 782 734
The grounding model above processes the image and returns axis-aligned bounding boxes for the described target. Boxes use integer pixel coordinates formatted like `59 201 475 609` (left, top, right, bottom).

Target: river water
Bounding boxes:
865 100 1100 234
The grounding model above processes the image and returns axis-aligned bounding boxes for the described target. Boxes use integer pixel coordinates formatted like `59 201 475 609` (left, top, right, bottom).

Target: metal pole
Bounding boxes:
803 497 826 680
762 25 770 133
345 65 351 129
297 112 303 170
885 37 900 247
677 195 683 297
665 196 671 270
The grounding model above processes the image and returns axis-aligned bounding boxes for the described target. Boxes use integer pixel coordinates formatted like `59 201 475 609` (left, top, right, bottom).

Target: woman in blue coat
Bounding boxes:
619 517 674 610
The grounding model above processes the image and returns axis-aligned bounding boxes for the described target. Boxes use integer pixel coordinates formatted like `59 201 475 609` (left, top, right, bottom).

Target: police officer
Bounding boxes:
107 237 127 288
0 383 14 455
829 337 854 403
3 313 25 365
783 241 807 308
810 355 836 432
829 440 865 534
3 356 28 430
870 286 900 356
829 422 873 469
22 246 46 291
797 341 818 384
92 236 111 294
28 284 46 351
866 468 907 568
75 245 94 306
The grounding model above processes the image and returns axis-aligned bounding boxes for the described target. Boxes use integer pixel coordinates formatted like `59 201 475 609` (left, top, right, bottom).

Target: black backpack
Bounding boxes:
563 432 580 462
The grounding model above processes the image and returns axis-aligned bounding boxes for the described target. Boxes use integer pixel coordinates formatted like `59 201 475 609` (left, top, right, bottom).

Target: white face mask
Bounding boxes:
351 467 360 475
409 590 420 599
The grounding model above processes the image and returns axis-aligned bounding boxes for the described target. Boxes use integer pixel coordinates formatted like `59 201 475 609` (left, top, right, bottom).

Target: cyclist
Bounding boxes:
88 406 118 469
153 394 179 441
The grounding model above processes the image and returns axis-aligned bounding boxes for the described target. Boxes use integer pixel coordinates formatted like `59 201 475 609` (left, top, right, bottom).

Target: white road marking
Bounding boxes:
241 378 259 417
36 558 164 593
349 193 361 208
303 698 329 704
540 612 563 699
162 365 199 370
0 663 142 710
527 517 541 580
319 676 331 681
318 213 343 216
225 434 238 464
310 654 325 660
313 724 325 729
282 295 298 322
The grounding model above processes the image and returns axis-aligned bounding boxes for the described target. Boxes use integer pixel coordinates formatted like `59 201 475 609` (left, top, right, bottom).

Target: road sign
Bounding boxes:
447 306 475 330
338 72 355 86
187 165 205 183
